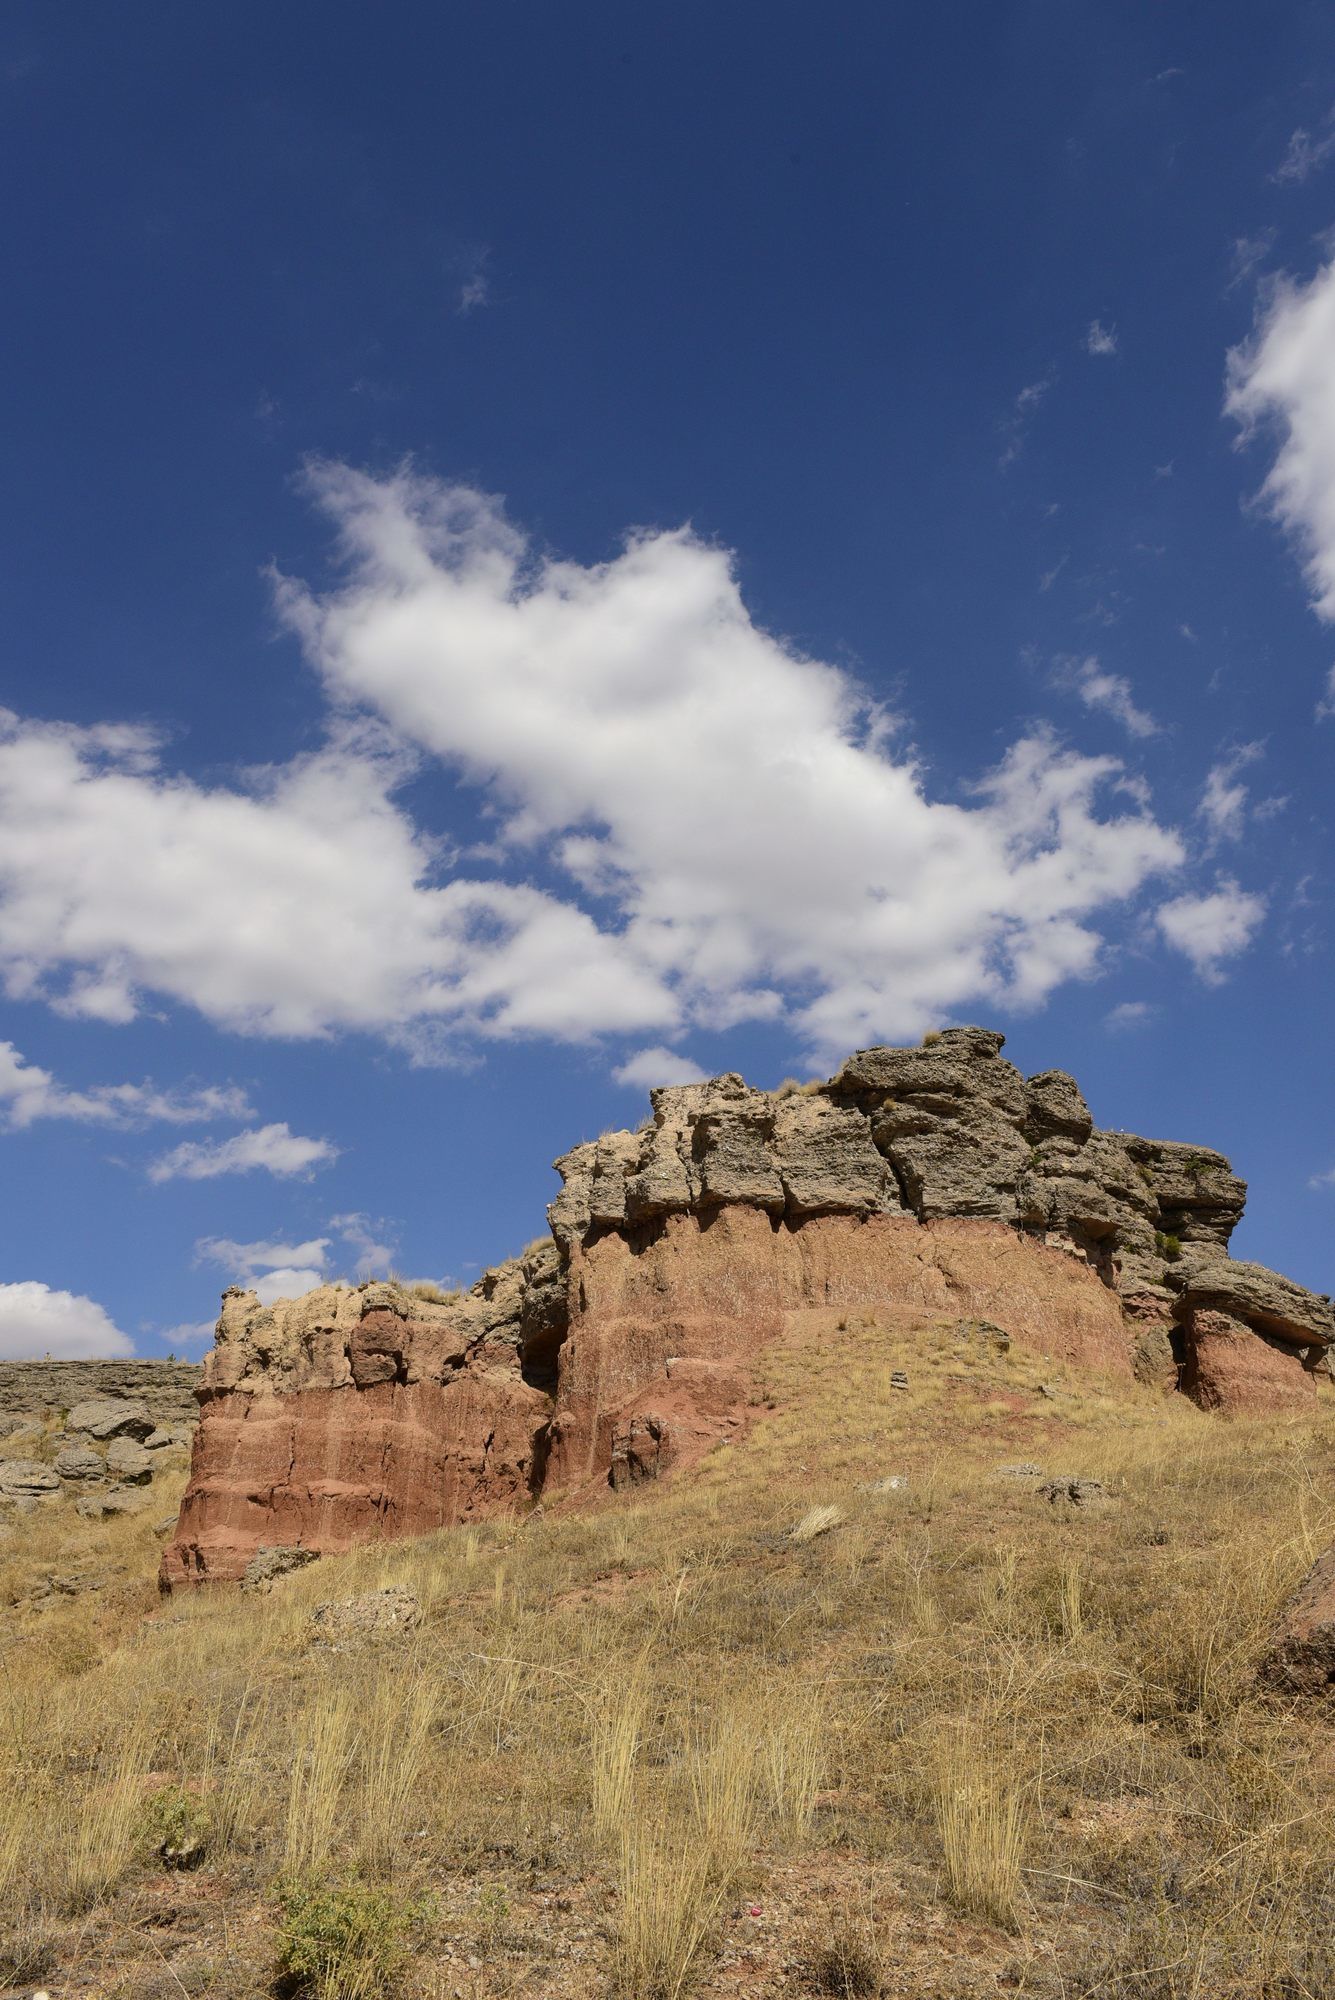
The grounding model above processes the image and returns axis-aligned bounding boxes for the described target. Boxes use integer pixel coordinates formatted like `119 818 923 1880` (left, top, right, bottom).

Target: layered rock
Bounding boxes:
162 1027 1331 1587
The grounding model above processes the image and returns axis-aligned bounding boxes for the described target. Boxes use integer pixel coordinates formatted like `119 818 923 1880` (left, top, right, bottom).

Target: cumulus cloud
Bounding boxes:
1227 255 1335 623
0 1039 249 1131
1057 657 1160 739
1310 1166 1335 1190
0 471 1203 1066
194 1215 397 1305
328 1212 397 1275
1104 999 1156 1032
148 1122 337 1183
0 1280 132 1359
276 464 1189 1056
195 1232 331 1303
1156 879 1266 982
1197 742 1265 846
612 1046 709 1089
1086 320 1118 357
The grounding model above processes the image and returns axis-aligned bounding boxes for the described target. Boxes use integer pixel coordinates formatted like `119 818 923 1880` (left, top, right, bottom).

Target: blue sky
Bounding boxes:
2 3 1333 1358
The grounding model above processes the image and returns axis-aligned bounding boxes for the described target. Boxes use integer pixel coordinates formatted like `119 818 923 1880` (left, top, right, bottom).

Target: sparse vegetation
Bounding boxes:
1 1324 1333 1996
1155 1230 1183 1261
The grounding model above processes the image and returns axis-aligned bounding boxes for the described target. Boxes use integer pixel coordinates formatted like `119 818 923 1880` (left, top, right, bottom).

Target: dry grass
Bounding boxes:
0 1322 1332 1996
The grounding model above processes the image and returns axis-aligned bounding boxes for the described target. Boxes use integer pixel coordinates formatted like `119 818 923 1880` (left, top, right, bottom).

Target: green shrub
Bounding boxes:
1154 1232 1182 1263
277 1880 424 1999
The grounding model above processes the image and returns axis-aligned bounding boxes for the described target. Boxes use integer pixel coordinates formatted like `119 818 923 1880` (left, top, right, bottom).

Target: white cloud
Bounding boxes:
1058 657 1160 739
1104 999 1155 1032
0 1280 132 1359
1198 741 1264 846
1308 1166 1335 1189
328 1212 397 1275
0 471 1199 1068
276 464 1189 1057
1156 879 1266 982
157 1319 217 1351
612 1046 709 1089
0 1039 250 1131
999 375 1053 467
1318 665 1335 721
458 271 489 314
1271 125 1335 185
195 1232 331 1305
1227 255 1335 624
148 1122 337 1183
1086 320 1118 357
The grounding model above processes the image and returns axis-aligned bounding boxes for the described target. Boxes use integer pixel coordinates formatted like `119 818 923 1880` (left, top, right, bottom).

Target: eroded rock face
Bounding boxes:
162 1027 1331 1587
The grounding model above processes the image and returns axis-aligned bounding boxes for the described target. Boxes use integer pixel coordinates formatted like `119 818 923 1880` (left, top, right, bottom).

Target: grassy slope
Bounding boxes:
2 1311 1333 2000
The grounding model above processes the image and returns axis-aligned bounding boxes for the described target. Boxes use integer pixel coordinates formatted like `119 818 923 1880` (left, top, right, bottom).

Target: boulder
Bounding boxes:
0 1458 60 1497
309 1586 423 1648
1261 1548 1335 1697
1181 1310 1316 1414
610 1412 676 1489
242 1544 320 1593
76 1485 147 1519
106 1437 154 1484
1170 1260 1334 1349
143 1426 186 1450
1037 1476 1107 1506
54 1443 104 1481
67 1397 154 1441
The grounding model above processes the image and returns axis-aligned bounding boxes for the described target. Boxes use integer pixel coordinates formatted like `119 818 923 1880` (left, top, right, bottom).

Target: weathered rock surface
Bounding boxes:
0 1359 200 1429
0 1459 60 1499
161 1027 1331 1587
68 1398 154 1441
310 1586 424 1648
242 1544 321 1593
1262 1548 1335 1697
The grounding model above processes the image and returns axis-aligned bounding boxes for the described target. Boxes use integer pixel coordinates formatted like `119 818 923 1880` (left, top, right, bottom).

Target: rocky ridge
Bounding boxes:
161 1028 1332 1586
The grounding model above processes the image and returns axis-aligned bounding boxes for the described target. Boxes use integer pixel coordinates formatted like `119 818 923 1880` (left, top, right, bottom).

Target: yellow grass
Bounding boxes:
0 1322 1331 1995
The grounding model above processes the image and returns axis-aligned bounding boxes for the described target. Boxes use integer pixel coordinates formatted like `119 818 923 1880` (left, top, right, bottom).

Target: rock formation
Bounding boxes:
160 1027 1332 1586
0 1364 198 1523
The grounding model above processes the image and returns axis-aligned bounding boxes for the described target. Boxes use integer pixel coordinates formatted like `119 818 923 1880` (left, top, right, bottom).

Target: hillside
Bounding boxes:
2 1292 1334 1996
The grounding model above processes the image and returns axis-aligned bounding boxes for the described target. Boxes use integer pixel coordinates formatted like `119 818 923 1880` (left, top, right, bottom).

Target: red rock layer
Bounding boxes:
162 1359 548 1587
1179 1309 1317 1416
542 1210 1133 1490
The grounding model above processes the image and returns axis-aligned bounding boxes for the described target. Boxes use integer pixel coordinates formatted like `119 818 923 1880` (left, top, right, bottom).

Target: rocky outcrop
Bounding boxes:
0 1381 193 1520
0 1359 201 1429
161 1027 1331 1587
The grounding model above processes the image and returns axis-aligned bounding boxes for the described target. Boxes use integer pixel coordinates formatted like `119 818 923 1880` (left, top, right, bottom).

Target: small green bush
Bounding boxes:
1154 1231 1182 1263
277 1880 423 1999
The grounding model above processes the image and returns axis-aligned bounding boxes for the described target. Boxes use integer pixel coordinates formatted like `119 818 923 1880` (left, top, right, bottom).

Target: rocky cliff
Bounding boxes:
161 1028 1332 1586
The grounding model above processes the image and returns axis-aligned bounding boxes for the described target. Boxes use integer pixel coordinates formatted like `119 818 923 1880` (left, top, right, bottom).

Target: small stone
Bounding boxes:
1037 1476 1107 1507
998 1462 1046 1479
889 1370 909 1391
152 1512 178 1538
242 1544 321 1593
143 1427 181 1450
858 1475 908 1493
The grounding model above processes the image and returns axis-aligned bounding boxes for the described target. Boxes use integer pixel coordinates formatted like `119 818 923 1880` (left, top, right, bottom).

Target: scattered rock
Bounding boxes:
152 1512 178 1538
241 1544 320 1593
309 1586 424 1648
76 1485 148 1519
0 1459 60 1498
67 1397 154 1442
955 1318 1012 1351
1037 1476 1107 1507
999 1463 1046 1479
889 1370 909 1391
106 1437 153 1484
54 1443 104 1481
1261 1547 1335 1698
858 1475 908 1493
143 1426 185 1451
